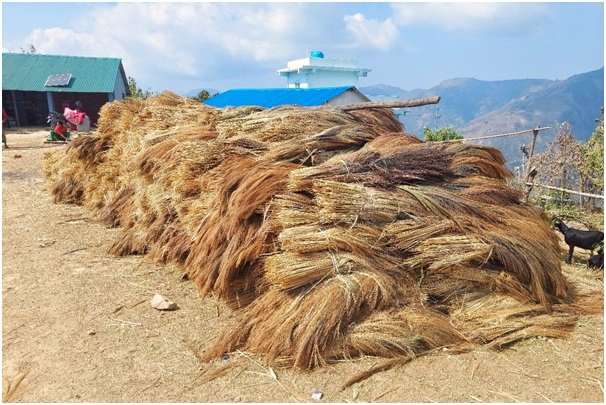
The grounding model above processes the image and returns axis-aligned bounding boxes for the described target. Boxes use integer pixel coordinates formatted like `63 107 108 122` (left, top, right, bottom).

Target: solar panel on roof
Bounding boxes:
44 73 72 87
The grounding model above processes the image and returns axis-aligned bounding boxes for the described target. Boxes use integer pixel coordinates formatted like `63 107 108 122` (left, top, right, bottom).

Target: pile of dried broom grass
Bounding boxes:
44 92 601 378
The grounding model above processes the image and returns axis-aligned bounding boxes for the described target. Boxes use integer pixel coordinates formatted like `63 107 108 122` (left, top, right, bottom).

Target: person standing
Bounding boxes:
2 108 8 148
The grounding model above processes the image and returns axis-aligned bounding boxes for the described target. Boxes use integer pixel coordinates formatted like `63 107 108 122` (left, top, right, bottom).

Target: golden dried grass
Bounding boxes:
44 92 591 374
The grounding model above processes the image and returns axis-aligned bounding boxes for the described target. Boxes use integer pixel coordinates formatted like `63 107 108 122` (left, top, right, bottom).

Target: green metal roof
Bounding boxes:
2 53 127 93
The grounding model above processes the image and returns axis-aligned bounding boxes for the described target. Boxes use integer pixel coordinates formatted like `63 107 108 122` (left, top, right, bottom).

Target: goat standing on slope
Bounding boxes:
553 219 604 264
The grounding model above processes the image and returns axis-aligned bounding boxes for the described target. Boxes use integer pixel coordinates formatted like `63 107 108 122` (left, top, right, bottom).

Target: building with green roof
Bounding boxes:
2 53 129 126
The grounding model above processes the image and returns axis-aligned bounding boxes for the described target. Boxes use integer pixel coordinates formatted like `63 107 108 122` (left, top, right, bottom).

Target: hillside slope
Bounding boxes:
361 77 551 133
361 67 604 166
460 68 604 141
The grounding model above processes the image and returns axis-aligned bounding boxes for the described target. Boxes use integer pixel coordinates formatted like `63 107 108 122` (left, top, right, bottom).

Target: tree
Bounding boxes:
127 76 154 100
190 89 219 103
528 115 603 210
534 122 583 189
20 44 36 54
533 122 596 208
191 90 210 102
423 126 463 142
579 107 604 191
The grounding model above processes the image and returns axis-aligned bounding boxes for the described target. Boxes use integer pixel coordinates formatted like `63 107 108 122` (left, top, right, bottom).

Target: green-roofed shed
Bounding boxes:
2 53 130 127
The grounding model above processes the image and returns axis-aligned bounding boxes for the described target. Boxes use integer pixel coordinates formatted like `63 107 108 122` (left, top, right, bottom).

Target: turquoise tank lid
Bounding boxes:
310 51 324 58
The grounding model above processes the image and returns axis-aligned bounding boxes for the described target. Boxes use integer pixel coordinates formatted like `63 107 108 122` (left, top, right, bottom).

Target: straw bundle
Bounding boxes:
44 92 596 375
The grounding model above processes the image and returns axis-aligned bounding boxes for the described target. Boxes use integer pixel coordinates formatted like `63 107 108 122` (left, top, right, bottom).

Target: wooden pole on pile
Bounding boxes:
339 96 441 111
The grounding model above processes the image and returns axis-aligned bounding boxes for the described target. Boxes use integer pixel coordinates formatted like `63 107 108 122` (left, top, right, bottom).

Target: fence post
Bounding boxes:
522 128 539 202
579 175 585 208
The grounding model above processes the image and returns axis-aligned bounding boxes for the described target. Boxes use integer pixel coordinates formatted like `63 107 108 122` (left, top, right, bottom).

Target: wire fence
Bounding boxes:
440 126 603 202
440 127 551 143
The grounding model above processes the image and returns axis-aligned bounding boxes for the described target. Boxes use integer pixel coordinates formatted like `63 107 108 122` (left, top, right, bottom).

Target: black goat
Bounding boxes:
588 247 604 270
553 219 604 264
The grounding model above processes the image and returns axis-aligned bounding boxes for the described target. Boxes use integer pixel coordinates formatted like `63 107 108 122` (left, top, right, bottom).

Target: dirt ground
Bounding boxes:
2 129 604 403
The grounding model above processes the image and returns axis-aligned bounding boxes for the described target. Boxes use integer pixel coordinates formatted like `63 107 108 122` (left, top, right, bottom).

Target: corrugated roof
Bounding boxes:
204 86 355 108
2 53 126 93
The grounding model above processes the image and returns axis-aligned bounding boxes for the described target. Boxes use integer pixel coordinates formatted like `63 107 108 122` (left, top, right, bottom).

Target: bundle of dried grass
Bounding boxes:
44 93 596 378
288 140 454 191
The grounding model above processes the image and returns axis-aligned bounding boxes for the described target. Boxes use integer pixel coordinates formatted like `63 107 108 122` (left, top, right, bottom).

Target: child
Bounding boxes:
48 121 70 141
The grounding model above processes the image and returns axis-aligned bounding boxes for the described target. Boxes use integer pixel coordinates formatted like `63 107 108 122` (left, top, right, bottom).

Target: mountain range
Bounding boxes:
360 67 604 167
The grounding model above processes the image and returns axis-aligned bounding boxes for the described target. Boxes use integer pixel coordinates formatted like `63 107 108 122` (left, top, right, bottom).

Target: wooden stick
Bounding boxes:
523 128 540 202
372 386 400 401
62 247 88 255
439 126 551 143
526 183 604 199
112 318 142 326
339 96 441 111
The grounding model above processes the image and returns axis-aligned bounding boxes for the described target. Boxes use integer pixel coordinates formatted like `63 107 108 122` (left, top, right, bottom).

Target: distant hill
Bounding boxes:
460 68 604 141
359 84 410 99
360 67 604 167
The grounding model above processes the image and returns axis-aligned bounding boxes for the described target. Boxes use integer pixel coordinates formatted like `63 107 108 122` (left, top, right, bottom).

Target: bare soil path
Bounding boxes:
2 129 604 402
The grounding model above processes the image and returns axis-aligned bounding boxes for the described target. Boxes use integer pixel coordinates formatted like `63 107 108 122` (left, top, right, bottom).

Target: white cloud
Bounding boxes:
25 27 127 60
19 3 548 90
391 2 548 34
19 3 315 85
11 3 400 91
344 13 399 51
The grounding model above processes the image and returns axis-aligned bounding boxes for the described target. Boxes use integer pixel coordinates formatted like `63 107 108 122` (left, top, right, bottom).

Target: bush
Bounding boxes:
423 127 463 142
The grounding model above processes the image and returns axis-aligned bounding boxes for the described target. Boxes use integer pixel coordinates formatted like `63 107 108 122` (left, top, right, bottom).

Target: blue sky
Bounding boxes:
2 1 604 94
